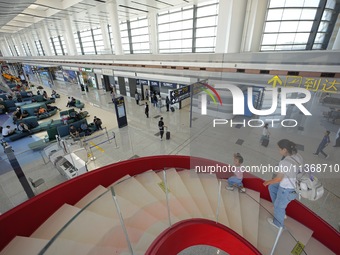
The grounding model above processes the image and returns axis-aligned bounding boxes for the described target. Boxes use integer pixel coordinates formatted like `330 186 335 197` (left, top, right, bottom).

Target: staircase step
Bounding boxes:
134 221 169 253
0 236 48 255
257 199 279 254
259 198 313 246
31 204 119 247
221 183 243 236
304 237 336 255
113 176 169 222
158 168 202 218
257 198 314 255
177 170 215 220
74 185 107 208
199 174 230 227
239 189 260 247
0 236 124 255
134 170 185 223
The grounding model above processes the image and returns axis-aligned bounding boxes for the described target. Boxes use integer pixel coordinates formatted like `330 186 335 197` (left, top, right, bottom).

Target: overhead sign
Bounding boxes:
268 75 340 93
161 81 177 88
139 79 148 85
102 69 113 76
79 67 93 72
150 80 159 87
170 85 191 104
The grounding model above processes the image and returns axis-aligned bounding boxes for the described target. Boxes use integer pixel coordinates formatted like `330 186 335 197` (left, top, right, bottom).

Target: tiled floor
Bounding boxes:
0 77 339 231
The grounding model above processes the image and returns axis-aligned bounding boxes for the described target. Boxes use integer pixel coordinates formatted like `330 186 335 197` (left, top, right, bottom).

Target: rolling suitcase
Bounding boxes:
171 107 175 112
166 130 170 140
261 137 269 147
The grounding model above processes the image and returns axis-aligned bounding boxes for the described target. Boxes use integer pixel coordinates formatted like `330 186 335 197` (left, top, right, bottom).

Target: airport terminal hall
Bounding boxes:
0 0 340 254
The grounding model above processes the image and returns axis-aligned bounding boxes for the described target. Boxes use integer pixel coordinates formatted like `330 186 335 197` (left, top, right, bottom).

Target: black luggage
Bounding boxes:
171 107 175 112
166 131 170 140
261 138 269 147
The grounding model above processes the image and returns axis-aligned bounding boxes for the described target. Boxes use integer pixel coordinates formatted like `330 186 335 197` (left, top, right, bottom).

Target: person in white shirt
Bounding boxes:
263 139 301 228
260 123 271 144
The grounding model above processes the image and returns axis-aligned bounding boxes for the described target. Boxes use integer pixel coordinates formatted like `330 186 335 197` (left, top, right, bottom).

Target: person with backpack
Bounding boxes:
263 139 302 229
94 116 103 130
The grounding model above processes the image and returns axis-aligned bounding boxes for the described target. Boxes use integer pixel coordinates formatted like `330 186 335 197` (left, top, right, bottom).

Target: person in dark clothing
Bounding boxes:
153 93 158 107
94 116 103 130
145 102 149 118
166 96 170 112
313 131 331 158
333 128 340 147
158 117 166 141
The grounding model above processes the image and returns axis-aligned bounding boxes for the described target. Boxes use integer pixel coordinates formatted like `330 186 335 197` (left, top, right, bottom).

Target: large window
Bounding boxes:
158 1 218 54
130 16 150 54
50 36 67 55
195 0 218 53
120 22 130 54
35 40 44 56
92 27 104 54
80 29 96 55
158 6 194 53
261 0 338 51
74 32 82 55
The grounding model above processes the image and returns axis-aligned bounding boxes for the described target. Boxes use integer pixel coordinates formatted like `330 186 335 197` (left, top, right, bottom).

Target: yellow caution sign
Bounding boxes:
158 181 170 193
291 241 305 255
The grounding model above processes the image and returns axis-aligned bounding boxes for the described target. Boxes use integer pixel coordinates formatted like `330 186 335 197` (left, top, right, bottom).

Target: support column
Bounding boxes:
148 11 158 54
63 18 77 55
108 0 123 55
39 27 52 56
100 21 111 54
332 27 340 50
241 0 268 52
215 0 247 53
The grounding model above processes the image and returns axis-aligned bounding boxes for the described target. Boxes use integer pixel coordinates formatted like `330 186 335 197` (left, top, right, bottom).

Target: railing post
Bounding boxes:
163 170 172 227
270 227 284 255
110 186 134 255
216 180 222 223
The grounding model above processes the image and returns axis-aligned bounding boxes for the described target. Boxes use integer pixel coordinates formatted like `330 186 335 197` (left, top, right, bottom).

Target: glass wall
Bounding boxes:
35 40 44 56
158 6 194 53
50 36 67 56
130 16 150 54
119 21 130 54
261 0 338 51
195 0 219 53
80 29 96 55
158 1 218 54
92 27 104 54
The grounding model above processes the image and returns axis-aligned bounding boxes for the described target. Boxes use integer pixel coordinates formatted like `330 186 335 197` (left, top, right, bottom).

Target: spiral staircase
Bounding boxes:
0 156 338 255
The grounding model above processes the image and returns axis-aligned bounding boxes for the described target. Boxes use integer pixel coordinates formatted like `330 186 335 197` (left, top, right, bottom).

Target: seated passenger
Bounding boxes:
21 110 29 118
46 104 60 111
38 106 47 115
80 122 91 136
69 125 79 138
18 122 30 133
2 125 16 137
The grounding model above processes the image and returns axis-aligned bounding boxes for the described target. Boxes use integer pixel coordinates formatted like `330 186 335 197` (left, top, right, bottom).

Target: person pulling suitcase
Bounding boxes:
158 117 167 141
